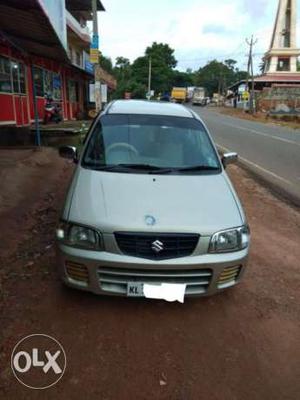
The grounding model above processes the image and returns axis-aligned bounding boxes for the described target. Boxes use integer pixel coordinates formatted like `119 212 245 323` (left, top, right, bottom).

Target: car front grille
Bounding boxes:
114 232 200 260
98 267 212 295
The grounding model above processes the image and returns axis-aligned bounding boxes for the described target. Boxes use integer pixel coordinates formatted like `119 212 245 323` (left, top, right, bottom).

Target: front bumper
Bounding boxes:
56 243 249 297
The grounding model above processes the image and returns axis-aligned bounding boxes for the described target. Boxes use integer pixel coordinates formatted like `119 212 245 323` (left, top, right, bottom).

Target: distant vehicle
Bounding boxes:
187 86 195 102
171 87 187 103
160 92 171 102
212 93 224 105
192 87 206 106
57 100 250 298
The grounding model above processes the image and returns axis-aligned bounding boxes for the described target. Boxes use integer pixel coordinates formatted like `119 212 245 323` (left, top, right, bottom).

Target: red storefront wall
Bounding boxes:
0 43 30 126
0 42 89 126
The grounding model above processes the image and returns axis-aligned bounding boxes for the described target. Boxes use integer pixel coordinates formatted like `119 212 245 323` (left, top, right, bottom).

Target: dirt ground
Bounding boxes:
0 147 299 400
217 106 300 130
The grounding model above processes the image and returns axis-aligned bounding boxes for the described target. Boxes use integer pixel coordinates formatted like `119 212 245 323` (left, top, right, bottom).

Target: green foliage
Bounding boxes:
194 59 247 97
114 42 178 98
99 55 114 75
145 42 177 69
112 42 247 99
172 70 195 88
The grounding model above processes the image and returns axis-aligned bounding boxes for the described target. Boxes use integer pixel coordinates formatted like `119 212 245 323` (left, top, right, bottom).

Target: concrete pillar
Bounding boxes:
269 56 278 73
290 56 297 72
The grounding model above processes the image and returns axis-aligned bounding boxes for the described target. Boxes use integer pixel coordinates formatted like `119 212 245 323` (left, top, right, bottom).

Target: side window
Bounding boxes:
11 62 20 93
68 81 79 102
0 56 12 93
44 70 53 97
53 74 62 100
11 62 26 94
33 67 44 97
19 63 26 94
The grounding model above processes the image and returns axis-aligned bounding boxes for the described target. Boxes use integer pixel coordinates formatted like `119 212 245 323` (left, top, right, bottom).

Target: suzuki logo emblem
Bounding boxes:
151 240 164 253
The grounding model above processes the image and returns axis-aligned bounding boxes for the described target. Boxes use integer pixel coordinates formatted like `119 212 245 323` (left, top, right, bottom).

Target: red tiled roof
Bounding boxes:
255 74 300 82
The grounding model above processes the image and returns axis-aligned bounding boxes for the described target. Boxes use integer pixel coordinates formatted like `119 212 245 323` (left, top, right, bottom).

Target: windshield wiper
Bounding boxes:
83 163 220 173
117 163 166 171
83 163 130 171
173 165 220 172
83 163 166 172
150 165 220 174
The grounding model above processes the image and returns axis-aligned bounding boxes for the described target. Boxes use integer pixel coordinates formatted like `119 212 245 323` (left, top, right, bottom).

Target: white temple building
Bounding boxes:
264 0 300 74
229 0 300 98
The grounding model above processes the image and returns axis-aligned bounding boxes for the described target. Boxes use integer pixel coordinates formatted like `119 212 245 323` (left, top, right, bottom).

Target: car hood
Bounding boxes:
68 168 243 235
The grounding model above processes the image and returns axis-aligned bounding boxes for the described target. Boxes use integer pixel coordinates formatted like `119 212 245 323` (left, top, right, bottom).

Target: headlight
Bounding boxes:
56 221 103 250
209 225 250 253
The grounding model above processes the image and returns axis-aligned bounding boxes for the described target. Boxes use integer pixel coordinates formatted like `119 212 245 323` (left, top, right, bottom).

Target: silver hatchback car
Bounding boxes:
56 100 250 299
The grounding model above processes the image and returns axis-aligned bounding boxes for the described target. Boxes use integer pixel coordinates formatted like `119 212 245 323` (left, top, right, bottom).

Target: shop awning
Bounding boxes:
0 0 69 62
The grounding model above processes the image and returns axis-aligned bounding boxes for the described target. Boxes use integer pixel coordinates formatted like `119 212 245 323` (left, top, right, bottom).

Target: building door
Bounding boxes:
11 61 30 126
67 80 79 119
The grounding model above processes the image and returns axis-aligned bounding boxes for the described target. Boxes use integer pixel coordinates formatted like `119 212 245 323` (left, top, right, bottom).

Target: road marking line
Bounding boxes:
217 143 293 186
219 121 300 147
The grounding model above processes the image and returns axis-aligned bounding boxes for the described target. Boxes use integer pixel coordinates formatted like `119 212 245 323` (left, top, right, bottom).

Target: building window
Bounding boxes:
53 73 62 100
76 51 81 67
33 67 44 97
0 56 12 93
11 61 26 94
68 80 78 102
44 70 53 97
277 58 290 71
19 63 26 93
33 67 61 99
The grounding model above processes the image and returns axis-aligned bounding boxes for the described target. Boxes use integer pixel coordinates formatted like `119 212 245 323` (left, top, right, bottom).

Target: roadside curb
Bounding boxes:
217 145 300 210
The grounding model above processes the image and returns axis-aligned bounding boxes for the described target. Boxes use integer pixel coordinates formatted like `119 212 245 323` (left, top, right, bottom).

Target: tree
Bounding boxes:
224 59 237 71
195 59 247 96
115 57 130 69
145 42 177 69
99 55 114 75
172 70 194 87
130 42 178 94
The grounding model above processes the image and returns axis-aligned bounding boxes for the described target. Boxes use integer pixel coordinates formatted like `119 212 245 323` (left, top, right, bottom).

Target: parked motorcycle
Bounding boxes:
44 95 62 124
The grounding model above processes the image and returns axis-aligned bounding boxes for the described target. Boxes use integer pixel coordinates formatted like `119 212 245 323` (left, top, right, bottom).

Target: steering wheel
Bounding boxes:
106 142 139 157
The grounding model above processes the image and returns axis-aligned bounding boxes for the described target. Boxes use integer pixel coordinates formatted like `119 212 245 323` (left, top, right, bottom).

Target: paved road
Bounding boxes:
191 106 300 206
1 149 300 400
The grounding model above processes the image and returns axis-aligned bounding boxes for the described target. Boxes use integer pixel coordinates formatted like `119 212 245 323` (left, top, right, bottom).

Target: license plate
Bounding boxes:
127 282 144 297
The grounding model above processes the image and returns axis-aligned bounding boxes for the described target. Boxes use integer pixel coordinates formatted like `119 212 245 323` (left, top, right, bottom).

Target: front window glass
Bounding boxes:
53 73 62 100
11 62 26 94
33 67 44 97
19 63 26 93
82 114 221 174
44 70 53 97
68 80 78 102
0 56 12 93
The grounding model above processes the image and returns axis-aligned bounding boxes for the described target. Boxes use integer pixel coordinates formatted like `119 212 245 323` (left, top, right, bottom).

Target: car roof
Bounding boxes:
106 100 194 118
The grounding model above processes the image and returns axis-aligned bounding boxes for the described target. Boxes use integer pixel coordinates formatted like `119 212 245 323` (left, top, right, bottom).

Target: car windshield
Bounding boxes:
82 114 221 174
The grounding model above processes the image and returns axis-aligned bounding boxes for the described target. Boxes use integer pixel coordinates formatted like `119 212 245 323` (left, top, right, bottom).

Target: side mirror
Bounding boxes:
222 152 238 168
59 146 78 162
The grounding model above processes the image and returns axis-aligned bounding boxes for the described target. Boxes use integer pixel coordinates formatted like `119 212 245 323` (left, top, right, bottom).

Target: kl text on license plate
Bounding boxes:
127 282 144 297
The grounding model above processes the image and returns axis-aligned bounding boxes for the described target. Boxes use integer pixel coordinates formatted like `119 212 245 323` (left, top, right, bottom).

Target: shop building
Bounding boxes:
0 0 115 128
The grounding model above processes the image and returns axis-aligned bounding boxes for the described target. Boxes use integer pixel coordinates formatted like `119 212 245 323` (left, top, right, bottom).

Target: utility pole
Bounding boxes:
147 56 152 100
92 0 101 112
246 35 257 114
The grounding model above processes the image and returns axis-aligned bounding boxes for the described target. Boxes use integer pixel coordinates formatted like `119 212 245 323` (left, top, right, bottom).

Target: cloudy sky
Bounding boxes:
98 0 300 73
